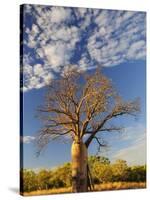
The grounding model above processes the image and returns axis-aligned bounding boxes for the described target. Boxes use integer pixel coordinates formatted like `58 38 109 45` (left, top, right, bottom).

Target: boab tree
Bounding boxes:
36 68 140 193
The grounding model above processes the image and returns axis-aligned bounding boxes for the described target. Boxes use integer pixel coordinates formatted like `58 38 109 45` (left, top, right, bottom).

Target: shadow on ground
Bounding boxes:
9 187 19 194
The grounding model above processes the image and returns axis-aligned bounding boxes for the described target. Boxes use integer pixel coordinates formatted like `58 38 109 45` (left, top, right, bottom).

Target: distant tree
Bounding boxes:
98 156 110 165
88 156 112 183
36 68 140 192
21 160 146 193
111 159 128 181
37 169 52 190
88 155 110 165
49 169 65 188
127 165 146 182
57 163 72 187
48 162 72 188
22 169 38 192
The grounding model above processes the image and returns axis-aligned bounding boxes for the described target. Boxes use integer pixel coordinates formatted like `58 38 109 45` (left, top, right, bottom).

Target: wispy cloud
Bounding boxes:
22 5 146 91
21 136 35 144
111 124 146 165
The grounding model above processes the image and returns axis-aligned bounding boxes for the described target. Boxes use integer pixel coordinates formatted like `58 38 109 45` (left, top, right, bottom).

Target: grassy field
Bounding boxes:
22 182 146 196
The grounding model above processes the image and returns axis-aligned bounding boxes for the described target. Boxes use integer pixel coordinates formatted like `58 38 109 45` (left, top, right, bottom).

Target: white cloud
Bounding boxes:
95 10 109 26
127 40 146 59
78 53 96 71
111 124 146 165
23 65 33 76
31 24 39 37
23 54 33 67
112 136 146 166
23 65 54 91
33 64 44 76
24 4 32 14
61 64 80 77
50 7 71 23
99 27 106 36
29 76 40 88
87 10 146 67
21 136 35 144
43 42 68 68
42 73 54 85
23 5 146 91
22 86 28 92
77 8 87 18
27 37 37 48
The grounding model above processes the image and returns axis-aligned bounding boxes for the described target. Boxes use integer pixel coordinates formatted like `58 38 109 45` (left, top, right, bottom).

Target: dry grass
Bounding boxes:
94 182 146 191
22 187 72 196
22 182 146 196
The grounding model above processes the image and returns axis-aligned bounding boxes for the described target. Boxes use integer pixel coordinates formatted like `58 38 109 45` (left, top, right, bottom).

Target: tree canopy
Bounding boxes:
36 68 140 152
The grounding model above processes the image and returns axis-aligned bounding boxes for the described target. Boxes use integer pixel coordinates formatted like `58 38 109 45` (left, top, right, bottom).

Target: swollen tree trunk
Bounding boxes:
71 140 88 192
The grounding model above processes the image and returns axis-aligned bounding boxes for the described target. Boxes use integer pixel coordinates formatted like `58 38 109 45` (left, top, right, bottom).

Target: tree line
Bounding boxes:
20 156 146 193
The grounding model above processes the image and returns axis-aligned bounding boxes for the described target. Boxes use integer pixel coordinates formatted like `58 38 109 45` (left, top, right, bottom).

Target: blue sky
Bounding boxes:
21 4 146 169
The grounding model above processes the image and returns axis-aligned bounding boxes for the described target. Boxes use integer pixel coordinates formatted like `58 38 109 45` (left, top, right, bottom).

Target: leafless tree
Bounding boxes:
36 68 140 192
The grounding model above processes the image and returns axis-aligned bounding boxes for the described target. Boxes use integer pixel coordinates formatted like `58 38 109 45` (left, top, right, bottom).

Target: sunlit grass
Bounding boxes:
94 182 146 191
22 187 72 196
22 182 146 196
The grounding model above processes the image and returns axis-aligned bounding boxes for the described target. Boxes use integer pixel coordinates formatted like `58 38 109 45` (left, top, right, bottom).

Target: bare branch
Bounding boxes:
93 136 107 155
36 67 140 152
86 125 123 134
85 98 140 147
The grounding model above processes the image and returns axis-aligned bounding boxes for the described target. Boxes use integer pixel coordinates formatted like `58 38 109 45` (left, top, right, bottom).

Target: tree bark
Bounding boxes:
71 140 88 192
